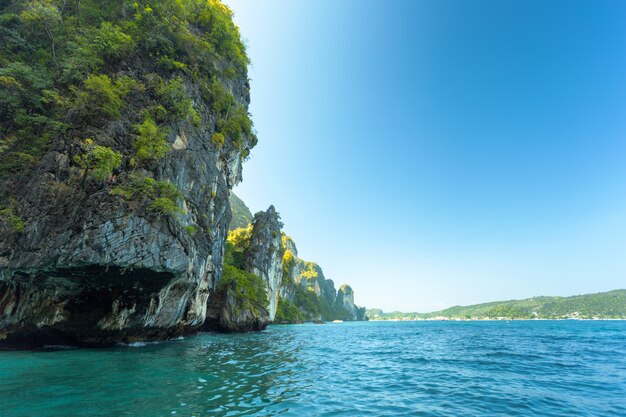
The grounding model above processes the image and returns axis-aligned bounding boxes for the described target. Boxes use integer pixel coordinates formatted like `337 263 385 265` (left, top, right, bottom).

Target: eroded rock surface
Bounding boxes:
244 207 284 321
205 206 283 331
0 2 254 348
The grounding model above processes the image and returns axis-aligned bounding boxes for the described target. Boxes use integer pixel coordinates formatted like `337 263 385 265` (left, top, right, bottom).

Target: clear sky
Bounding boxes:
224 0 626 312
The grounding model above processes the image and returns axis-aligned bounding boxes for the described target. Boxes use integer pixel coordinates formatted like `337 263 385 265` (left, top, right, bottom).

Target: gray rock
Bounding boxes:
244 206 284 321
0 74 253 348
336 284 358 321
203 206 283 331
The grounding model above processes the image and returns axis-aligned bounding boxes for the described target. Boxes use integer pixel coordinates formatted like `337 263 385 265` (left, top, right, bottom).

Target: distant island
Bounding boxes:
367 289 626 320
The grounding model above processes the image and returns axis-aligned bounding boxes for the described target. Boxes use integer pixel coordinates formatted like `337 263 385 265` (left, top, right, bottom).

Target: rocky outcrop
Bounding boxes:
336 284 366 321
0 118 249 348
278 233 366 322
0 2 255 348
205 283 269 333
244 207 284 320
204 206 283 331
226 195 369 324
336 285 358 321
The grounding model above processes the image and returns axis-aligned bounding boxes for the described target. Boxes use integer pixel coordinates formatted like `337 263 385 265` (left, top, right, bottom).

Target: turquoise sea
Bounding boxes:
1 321 625 416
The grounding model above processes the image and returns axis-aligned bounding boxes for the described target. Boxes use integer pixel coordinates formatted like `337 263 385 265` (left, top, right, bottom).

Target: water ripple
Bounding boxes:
0 321 625 416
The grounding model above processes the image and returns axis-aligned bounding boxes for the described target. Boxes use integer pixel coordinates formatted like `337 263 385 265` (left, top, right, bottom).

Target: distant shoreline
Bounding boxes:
366 289 626 322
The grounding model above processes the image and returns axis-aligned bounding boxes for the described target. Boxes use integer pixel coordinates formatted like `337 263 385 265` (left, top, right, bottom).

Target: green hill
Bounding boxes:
367 289 626 320
228 192 253 230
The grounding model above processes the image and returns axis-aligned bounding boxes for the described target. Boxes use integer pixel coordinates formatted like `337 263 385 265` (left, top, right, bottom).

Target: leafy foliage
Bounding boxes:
211 132 225 148
293 285 321 318
154 76 200 125
111 173 182 216
133 114 170 163
274 296 304 323
281 249 295 286
74 74 142 121
300 261 320 280
1 0 255 196
223 240 245 270
227 224 253 253
218 264 269 314
0 206 25 233
73 138 122 181
203 77 256 152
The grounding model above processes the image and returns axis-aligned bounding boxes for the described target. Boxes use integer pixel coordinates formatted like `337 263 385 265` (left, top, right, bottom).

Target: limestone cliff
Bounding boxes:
227 194 367 323
0 1 255 347
244 207 283 320
206 206 283 331
278 257 365 322
336 284 367 321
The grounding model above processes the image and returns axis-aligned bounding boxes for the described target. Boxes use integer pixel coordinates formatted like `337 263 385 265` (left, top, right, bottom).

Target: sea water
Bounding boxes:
1 321 625 416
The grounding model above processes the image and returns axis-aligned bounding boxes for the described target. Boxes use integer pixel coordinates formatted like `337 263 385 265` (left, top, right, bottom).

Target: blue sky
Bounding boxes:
224 0 626 312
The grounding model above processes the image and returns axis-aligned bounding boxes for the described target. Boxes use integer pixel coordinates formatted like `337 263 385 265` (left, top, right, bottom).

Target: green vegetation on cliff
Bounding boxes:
218 264 268 315
0 205 25 234
278 239 354 322
1 0 256 219
274 297 304 323
367 289 626 320
228 192 253 230
228 196 365 324
222 235 268 313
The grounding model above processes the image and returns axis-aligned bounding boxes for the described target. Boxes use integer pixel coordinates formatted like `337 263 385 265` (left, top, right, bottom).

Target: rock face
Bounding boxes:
204 206 283 331
336 284 366 321
336 285 358 321
0 119 251 348
207 286 269 333
279 239 366 322
244 207 284 321
227 194 368 324
0 118 248 348
0 2 255 348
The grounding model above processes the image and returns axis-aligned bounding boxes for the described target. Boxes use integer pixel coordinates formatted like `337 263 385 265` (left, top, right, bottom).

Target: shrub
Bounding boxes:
0 207 26 234
294 285 321 317
275 296 304 323
194 1 249 75
155 76 200 125
211 132 225 148
112 174 183 216
216 104 252 149
133 115 170 162
92 22 134 60
281 249 295 285
148 197 182 215
82 74 122 118
219 264 268 313
227 224 253 250
73 138 122 181
204 78 236 115
111 173 156 199
61 22 134 83
300 261 319 280
224 241 245 270
74 74 142 121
